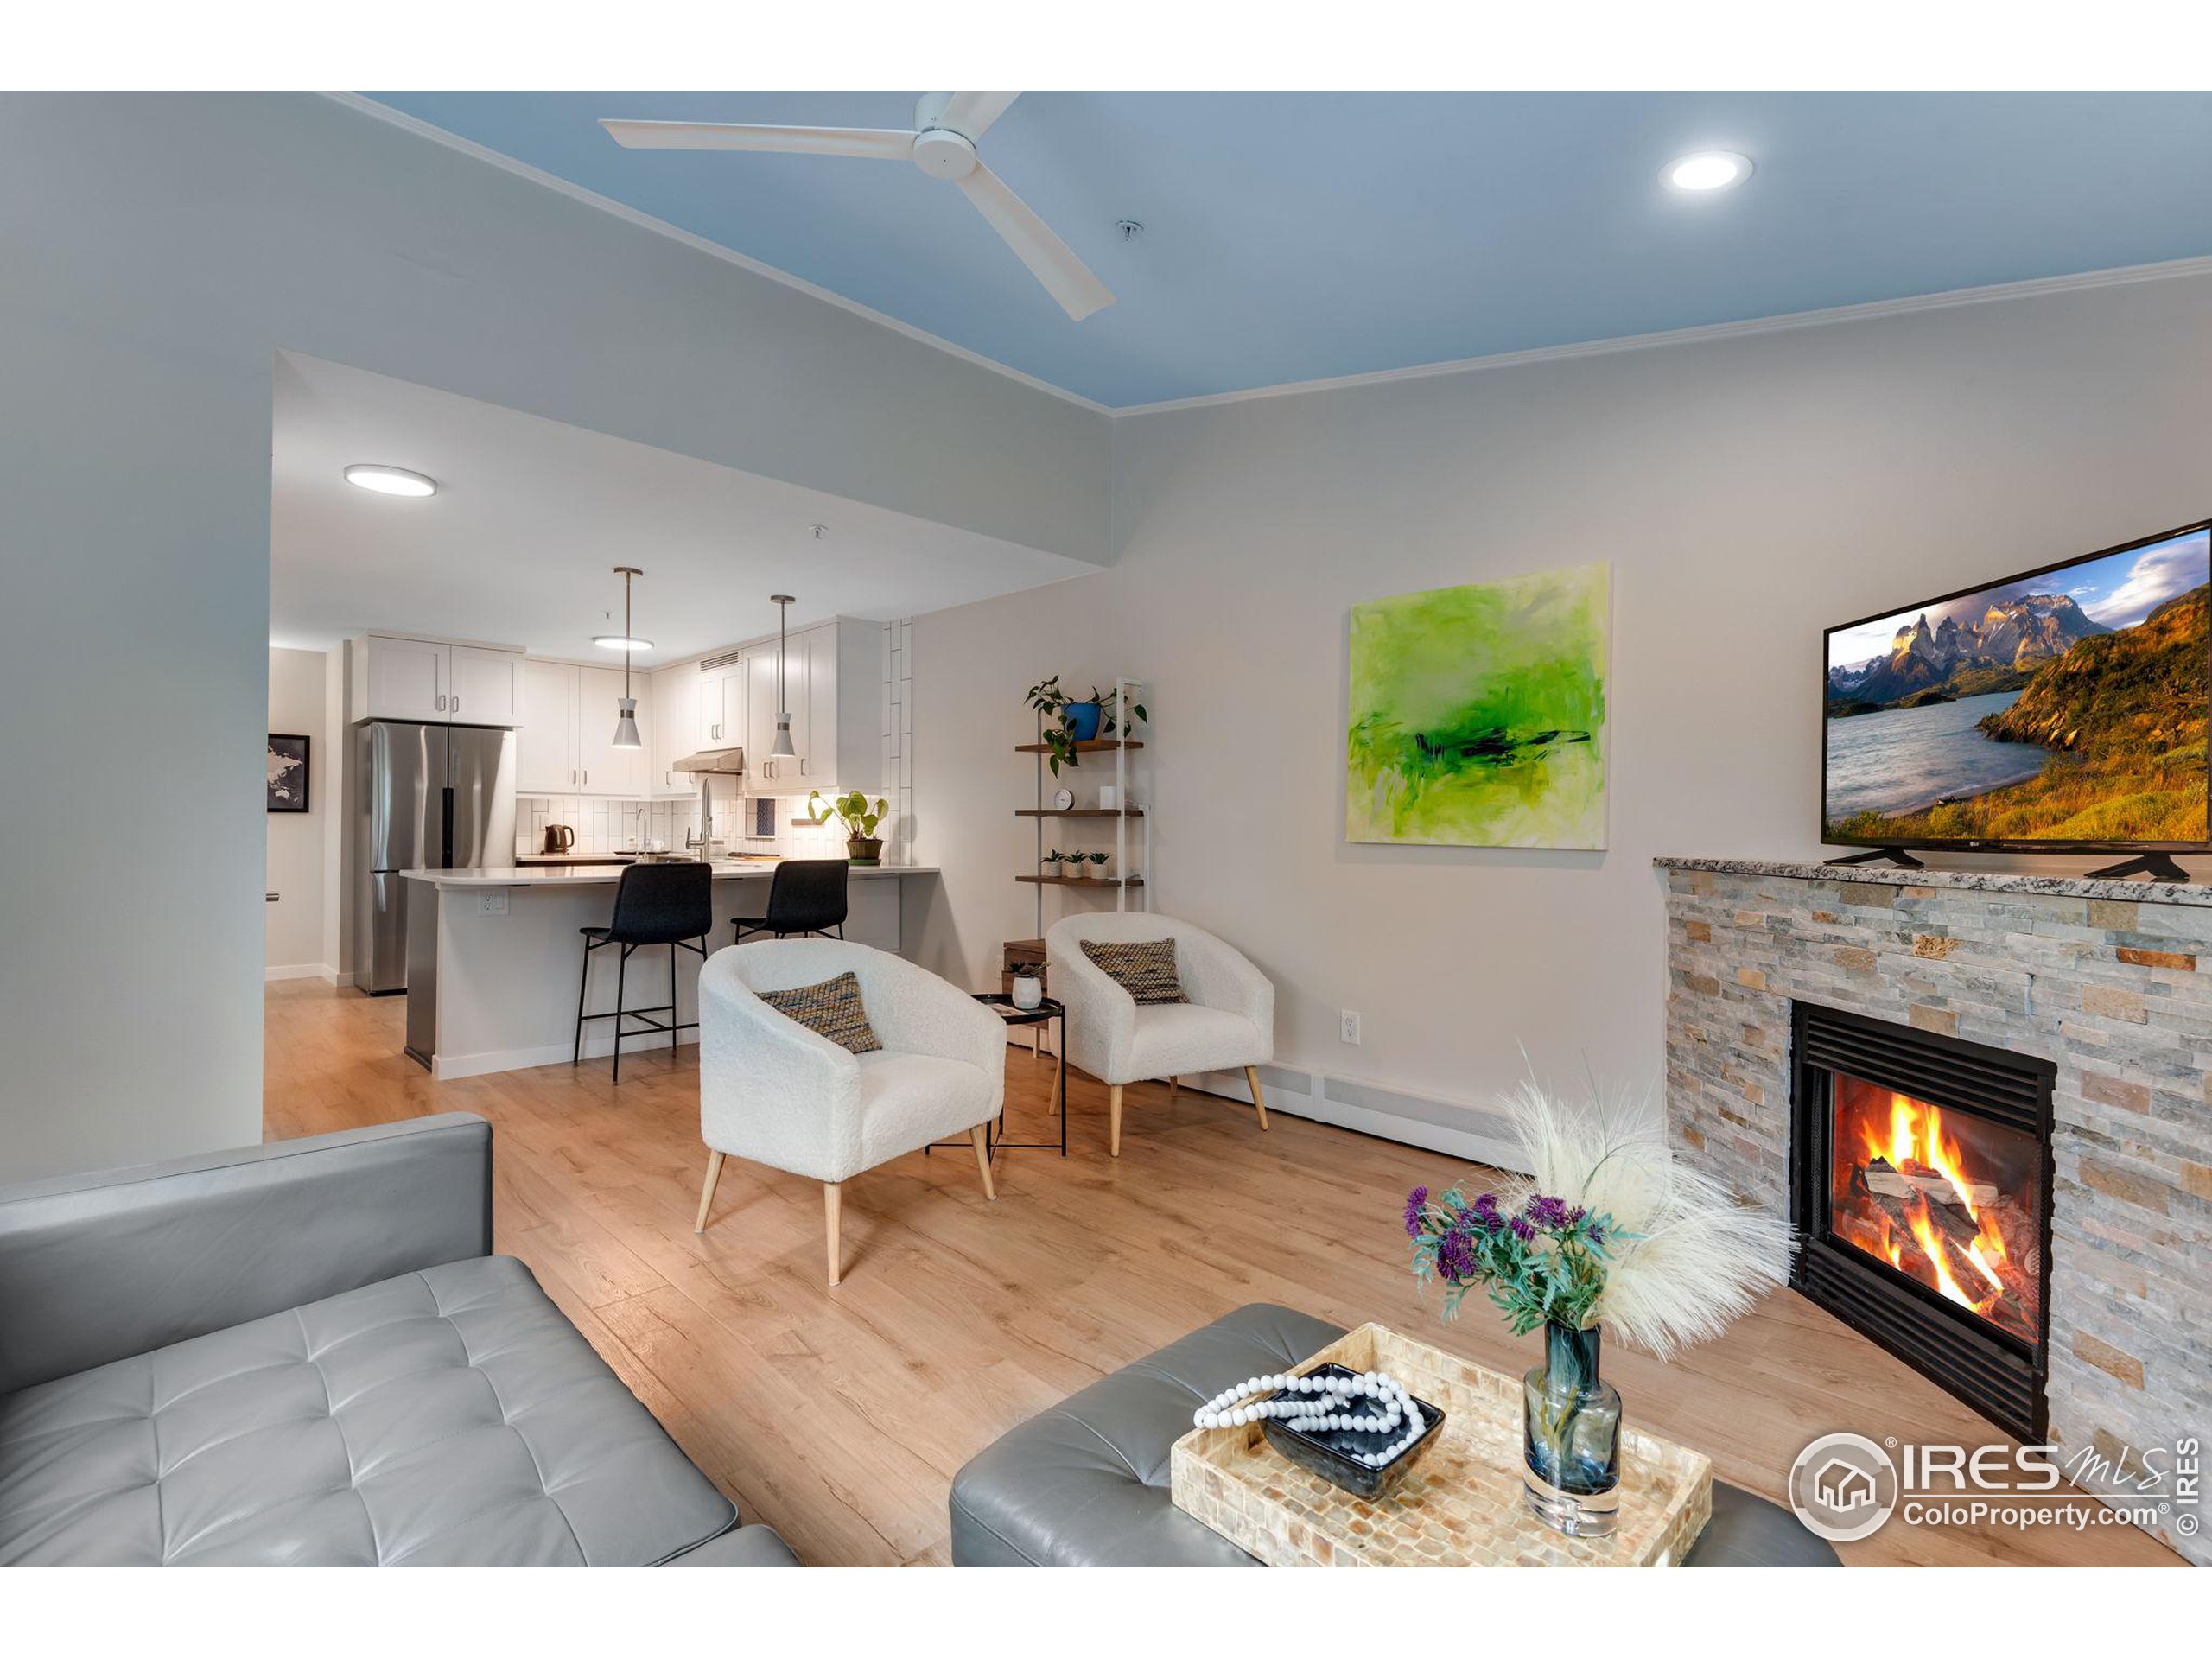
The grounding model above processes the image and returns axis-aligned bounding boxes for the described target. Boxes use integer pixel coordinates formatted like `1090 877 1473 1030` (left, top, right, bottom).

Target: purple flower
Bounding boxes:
1522 1194 1586 1231
1437 1221 1480 1281
1471 1192 1503 1230
1509 1217 1536 1242
1403 1185 1429 1238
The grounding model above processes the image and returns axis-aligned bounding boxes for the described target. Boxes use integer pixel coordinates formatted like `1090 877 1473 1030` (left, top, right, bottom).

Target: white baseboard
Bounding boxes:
327 969 353 987
1181 1062 1529 1173
433 1030 700 1082
265 963 329 982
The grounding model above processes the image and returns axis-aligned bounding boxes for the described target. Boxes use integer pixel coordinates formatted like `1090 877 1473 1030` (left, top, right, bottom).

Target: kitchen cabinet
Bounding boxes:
447 646 518 726
696 657 746 751
576 664 649 798
517 660 580 793
746 620 880 794
743 646 793 787
517 659 652 797
650 661 699 798
353 633 524 724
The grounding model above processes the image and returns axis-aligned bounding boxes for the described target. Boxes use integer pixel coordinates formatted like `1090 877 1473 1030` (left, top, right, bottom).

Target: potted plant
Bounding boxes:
1042 849 1109 880
808 790 891 866
1009 962 1045 1011
1402 1079 1788 1538
1024 677 1149 776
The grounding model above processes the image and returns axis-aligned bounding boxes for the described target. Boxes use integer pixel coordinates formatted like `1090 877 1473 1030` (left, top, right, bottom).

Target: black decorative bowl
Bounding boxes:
1258 1363 1446 1501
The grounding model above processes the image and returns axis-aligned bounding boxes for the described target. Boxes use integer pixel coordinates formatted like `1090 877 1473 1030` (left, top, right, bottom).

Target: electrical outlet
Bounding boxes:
1339 1010 1363 1046
478 890 509 917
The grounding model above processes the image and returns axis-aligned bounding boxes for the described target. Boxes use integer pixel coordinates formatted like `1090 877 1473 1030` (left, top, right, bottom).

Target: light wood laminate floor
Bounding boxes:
264 982 2178 1567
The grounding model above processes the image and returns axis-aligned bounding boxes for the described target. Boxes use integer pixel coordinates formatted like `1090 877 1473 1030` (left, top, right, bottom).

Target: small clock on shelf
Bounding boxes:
1052 786 1075 810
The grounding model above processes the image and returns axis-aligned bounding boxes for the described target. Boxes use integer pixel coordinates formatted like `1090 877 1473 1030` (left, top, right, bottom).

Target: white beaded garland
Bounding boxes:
1191 1369 1427 1468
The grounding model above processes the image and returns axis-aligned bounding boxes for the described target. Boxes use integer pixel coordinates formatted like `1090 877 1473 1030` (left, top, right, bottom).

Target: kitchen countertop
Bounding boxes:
401 861 937 888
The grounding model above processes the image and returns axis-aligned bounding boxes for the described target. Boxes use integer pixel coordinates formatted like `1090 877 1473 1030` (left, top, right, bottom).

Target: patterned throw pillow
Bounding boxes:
1079 938 1188 1005
758 970 882 1054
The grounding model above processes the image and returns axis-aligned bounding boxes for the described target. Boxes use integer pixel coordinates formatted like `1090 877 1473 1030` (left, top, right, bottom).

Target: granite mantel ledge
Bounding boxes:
1654 856 2212 911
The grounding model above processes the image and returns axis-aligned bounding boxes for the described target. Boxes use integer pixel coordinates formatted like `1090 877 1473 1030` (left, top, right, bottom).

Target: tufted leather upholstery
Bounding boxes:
951 1305 1341 1567
950 1304 1840 1568
0 1255 739 1567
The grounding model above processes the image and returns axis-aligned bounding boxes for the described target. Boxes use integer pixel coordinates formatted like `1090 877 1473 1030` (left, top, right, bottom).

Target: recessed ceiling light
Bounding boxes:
592 634 654 652
1663 151 1753 194
343 463 437 498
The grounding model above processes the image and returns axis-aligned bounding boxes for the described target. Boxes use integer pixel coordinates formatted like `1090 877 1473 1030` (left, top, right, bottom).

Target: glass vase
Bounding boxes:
1522 1319 1623 1536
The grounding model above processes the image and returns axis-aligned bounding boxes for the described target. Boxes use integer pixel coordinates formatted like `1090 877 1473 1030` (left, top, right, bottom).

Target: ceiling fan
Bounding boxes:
600 92 1114 322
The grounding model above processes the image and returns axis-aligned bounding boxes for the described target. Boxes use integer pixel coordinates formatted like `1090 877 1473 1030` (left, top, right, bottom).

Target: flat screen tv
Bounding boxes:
1822 519 2211 874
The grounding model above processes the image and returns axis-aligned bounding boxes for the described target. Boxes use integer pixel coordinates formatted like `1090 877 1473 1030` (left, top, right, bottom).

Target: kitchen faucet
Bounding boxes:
635 805 648 849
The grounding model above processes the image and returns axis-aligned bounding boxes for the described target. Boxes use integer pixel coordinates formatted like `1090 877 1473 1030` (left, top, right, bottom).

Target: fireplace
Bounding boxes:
1789 1002 2055 1440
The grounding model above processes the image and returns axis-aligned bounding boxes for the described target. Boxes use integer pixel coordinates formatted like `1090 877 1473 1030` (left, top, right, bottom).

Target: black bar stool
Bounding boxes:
732 858 849 944
575 862 714 1082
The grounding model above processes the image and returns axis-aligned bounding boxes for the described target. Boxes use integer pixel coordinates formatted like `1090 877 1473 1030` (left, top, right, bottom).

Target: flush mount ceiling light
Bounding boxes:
1663 151 1753 193
342 463 437 498
608 566 645 750
591 632 654 651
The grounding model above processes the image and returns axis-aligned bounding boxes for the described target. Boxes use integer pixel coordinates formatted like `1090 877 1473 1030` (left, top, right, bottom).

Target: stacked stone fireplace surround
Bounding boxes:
1659 857 2209 1565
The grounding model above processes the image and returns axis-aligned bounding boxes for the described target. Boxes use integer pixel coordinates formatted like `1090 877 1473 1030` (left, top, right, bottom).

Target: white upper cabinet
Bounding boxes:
696 658 745 750
516 660 652 798
517 659 579 794
744 646 786 786
496 617 875 802
446 646 519 726
650 661 699 798
575 664 650 798
746 620 880 795
353 633 524 725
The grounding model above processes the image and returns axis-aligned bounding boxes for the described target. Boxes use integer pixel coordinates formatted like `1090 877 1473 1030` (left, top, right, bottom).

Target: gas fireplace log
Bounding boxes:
1863 1186 1986 1260
1862 1158 1998 1209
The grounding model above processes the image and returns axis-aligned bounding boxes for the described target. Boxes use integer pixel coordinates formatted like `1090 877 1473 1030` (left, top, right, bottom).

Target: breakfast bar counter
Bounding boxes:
397 861 938 1079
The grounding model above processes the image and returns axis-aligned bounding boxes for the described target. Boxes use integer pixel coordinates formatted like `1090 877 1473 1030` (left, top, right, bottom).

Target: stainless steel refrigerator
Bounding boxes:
354 721 517 995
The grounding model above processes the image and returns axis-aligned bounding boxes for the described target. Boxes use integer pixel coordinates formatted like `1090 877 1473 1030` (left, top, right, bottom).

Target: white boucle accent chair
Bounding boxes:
1045 912 1274 1158
696 938 1004 1285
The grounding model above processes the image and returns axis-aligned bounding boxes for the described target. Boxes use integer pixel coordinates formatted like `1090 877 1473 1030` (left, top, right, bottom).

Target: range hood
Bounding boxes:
671 745 746 775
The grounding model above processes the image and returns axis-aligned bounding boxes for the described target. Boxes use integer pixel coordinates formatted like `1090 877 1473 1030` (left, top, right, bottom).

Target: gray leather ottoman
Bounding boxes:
1 1113 796 1567
950 1305 1839 1568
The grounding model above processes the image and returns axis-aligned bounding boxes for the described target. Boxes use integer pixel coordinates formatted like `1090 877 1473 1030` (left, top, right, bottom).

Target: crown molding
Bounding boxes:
1110 252 2212 418
320 92 1112 417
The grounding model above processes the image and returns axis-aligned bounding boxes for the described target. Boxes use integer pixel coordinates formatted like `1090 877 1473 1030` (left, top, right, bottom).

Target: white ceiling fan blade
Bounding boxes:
937 92 1021 140
956 162 1115 321
600 120 915 160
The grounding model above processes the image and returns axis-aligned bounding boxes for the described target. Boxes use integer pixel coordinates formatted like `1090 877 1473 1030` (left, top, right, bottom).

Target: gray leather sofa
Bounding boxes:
0 1113 796 1567
950 1305 1840 1567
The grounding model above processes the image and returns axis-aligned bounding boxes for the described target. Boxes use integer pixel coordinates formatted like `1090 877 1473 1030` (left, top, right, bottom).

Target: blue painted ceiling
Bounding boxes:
361 92 2212 409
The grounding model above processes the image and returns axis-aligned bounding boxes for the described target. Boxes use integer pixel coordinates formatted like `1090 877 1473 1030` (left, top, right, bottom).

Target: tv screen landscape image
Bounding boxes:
1823 521 2212 851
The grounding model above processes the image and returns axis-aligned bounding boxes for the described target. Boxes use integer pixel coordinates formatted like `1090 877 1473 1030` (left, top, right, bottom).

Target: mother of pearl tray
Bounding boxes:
1169 1322 1712 1567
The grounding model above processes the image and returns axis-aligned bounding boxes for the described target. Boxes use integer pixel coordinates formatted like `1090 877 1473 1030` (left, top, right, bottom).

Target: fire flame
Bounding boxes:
1858 1091 2012 1320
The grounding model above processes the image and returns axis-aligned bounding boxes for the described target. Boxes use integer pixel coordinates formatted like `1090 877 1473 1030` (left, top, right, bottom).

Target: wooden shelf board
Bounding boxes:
1015 875 1145 888
1014 739 1144 753
1014 808 1145 817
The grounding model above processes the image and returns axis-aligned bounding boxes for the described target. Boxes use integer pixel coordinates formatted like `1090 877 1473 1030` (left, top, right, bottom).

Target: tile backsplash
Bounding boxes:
515 792 845 859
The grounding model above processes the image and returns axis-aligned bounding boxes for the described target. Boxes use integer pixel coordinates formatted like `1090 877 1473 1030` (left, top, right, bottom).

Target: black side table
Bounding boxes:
930 994 1068 1159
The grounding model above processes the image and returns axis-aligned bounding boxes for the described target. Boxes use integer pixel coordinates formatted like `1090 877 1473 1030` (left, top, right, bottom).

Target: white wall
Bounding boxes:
264 648 332 978
909 270 2212 1156
0 93 1105 1180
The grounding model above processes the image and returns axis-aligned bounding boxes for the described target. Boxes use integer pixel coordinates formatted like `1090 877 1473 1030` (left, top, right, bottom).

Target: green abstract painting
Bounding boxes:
1346 563 1610 849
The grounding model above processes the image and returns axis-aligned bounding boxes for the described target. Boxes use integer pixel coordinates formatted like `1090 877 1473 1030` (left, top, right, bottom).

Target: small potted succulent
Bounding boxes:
808 790 891 866
1009 961 1045 1011
1042 849 1109 880
1024 677 1149 775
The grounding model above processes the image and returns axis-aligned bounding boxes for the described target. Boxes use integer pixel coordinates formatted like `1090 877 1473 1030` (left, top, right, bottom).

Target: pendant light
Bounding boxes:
610 566 644 750
769 594 798 760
